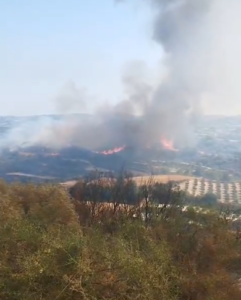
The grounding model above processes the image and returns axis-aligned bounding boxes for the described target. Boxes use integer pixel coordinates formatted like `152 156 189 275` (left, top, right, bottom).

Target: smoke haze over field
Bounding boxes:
1 0 241 151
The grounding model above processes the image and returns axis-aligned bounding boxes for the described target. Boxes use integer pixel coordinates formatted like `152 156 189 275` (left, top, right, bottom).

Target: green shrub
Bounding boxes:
0 180 240 300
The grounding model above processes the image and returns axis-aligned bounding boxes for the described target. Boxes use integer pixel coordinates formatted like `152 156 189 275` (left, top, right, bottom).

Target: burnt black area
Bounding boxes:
0 144 182 183
0 142 240 184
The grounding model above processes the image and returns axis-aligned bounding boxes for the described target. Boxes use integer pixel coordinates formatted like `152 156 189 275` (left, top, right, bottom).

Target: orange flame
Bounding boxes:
96 146 125 155
161 137 178 152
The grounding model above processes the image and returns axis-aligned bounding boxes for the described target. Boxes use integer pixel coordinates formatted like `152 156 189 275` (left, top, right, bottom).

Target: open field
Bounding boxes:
60 175 195 189
132 174 196 184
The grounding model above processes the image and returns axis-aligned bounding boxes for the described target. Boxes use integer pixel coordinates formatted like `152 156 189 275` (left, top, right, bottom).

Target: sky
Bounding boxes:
0 0 161 116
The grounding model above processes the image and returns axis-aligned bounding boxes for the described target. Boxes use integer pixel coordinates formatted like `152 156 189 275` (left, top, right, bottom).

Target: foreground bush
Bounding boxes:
0 179 240 299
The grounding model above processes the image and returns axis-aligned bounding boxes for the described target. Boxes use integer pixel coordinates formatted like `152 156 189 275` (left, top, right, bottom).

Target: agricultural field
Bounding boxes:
179 178 241 204
133 175 195 185
61 175 195 189
133 175 241 204
61 175 241 205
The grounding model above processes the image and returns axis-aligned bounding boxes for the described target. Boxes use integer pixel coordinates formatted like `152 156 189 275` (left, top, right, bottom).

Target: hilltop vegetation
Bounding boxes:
0 177 241 299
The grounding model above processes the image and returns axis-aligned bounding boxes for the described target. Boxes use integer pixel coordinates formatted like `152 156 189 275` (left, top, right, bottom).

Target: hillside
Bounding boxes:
0 179 240 299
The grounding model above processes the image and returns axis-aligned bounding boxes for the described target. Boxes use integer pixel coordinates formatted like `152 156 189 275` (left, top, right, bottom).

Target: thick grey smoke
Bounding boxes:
146 0 241 117
2 0 241 151
110 0 241 147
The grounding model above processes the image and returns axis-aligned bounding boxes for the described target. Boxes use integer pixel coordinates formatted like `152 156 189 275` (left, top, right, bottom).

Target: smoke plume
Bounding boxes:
2 0 241 151
54 80 87 113
108 0 241 148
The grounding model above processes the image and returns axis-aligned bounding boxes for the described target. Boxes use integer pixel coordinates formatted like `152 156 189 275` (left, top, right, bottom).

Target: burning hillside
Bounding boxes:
0 138 183 183
2 0 238 158
0 0 240 191
94 146 126 155
93 137 178 156
161 137 179 152
0 112 184 184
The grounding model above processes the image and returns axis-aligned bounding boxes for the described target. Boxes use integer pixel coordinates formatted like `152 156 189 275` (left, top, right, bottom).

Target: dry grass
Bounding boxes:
133 174 195 185
61 175 196 189
60 180 78 189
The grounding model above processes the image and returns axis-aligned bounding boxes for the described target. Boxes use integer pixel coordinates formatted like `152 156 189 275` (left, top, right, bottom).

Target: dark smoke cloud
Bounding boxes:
2 0 241 151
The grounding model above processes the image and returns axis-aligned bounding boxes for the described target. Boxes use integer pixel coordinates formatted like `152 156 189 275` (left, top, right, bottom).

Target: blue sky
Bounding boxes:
0 0 161 116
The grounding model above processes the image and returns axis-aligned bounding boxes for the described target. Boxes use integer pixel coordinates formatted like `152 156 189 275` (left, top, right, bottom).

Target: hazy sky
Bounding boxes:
0 0 161 116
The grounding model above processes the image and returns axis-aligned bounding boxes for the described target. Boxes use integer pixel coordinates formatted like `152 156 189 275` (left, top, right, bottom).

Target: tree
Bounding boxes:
199 193 218 207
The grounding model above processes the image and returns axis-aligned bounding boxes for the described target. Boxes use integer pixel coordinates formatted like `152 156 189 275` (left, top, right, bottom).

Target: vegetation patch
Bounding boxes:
0 176 240 300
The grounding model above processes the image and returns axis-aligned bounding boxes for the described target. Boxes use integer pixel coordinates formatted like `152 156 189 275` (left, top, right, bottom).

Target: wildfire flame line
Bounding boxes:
161 137 178 152
95 146 125 155
94 136 178 155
